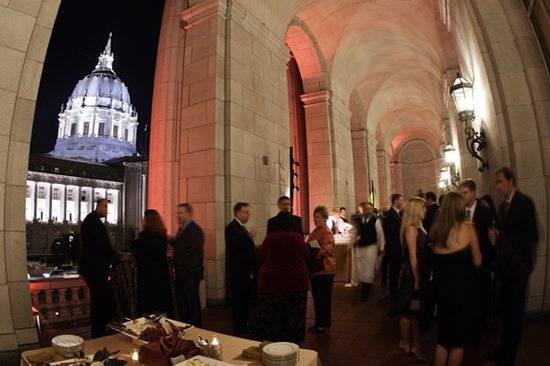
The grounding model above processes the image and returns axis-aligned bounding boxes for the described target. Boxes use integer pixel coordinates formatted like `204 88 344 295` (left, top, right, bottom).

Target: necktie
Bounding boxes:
466 209 471 222
504 201 511 216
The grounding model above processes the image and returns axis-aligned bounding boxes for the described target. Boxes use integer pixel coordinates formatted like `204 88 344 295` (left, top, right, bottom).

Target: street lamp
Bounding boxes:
450 73 489 172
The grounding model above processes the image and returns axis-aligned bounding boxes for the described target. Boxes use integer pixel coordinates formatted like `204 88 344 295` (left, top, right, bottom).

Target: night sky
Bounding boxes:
31 0 165 156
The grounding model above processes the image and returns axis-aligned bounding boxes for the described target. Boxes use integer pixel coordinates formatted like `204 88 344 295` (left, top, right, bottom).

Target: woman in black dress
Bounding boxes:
430 192 482 366
395 197 429 360
131 209 173 316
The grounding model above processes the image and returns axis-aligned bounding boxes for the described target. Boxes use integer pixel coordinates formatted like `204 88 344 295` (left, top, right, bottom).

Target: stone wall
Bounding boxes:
447 0 550 312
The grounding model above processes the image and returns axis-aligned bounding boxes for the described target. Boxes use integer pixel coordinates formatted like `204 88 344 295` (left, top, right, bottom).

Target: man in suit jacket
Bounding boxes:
489 167 538 366
382 193 404 300
78 199 120 338
459 179 496 325
267 196 304 235
173 203 204 327
422 191 439 233
225 202 257 333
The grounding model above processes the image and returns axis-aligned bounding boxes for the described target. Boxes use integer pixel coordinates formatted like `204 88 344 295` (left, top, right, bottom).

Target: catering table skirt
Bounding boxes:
334 240 352 282
21 327 320 366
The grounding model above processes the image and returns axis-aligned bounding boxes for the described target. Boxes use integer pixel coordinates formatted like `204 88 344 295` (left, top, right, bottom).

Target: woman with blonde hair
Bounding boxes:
431 191 481 366
394 197 429 360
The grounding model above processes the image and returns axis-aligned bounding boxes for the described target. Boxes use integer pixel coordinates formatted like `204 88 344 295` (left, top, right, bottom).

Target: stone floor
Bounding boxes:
4 282 550 366
201 282 550 366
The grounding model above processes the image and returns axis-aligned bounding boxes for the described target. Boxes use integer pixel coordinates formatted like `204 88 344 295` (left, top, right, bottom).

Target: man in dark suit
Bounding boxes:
267 196 304 235
459 179 496 324
173 203 204 326
488 167 538 366
423 191 439 233
225 202 257 333
382 193 404 300
78 198 120 338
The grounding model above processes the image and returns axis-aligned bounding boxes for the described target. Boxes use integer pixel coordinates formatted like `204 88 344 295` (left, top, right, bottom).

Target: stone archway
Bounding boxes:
2 0 550 353
391 139 439 200
0 0 62 350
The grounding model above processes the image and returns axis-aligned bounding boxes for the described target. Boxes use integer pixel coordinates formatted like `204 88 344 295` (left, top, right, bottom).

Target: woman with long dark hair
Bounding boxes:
430 192 482 366
131 209 173 316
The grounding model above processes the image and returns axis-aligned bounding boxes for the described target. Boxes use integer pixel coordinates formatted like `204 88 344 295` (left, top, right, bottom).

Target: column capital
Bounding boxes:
181 0 227 29
300 90 330 106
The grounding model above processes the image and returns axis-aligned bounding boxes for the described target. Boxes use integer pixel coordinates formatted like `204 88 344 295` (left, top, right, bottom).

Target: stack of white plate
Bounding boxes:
51 334 84 357
262 342 299 366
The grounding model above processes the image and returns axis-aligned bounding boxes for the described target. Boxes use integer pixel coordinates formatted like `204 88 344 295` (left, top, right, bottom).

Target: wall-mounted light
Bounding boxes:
450 73 489 172
442 144 461 189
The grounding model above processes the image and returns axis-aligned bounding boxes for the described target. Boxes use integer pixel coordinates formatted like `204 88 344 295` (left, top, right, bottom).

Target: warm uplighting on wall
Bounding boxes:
450 73 489 172
443 144 458 166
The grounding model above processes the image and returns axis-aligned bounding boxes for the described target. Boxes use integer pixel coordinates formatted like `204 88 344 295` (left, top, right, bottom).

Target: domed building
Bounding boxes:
25 34 147 262
51 33 139 163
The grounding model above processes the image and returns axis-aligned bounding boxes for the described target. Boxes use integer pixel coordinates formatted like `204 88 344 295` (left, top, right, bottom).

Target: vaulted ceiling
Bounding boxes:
241 0 457 157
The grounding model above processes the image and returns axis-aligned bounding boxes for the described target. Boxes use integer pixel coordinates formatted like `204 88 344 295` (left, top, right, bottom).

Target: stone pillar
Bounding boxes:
365 131 380 208
376 149 392 209
330 95 355 211
352 128 369 204
301 91 335 216
178 0 228 302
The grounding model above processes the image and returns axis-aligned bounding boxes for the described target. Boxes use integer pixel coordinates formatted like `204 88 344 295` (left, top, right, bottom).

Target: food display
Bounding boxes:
179 356 236 366
51 335 84 358
110 316 192 344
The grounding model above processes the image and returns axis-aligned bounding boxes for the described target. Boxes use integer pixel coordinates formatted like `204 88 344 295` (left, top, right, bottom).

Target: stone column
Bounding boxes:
376 149 392 209
365 131 380 208
301 91 336 216
330 95 355 211
352 128 369 204
180 0 227 302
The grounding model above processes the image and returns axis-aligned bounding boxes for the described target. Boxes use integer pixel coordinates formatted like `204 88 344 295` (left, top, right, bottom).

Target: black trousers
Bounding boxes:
229 277 254 331
381 251 390 284
478 265 492 323
84 277 115 339
388 251 402 300
175 275 202 327
497 276 528 366
310 274 335 328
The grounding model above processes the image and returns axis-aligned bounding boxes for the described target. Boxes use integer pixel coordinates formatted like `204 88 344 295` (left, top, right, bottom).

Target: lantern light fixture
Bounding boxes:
449 72 489 172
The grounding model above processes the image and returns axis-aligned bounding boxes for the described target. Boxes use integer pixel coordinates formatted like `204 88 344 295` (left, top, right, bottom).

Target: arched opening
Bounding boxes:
287 56 310 230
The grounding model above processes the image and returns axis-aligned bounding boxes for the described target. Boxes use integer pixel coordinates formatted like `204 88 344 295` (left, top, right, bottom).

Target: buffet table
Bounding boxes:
21 327 320 366
334 236 353 282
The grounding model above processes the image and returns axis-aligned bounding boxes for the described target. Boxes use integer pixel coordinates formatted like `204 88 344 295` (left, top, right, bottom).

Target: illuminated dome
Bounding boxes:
50 33 139 163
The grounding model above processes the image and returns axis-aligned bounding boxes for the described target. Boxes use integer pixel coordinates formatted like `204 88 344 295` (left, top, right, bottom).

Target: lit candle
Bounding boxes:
131 349 139 362
211 337 219 347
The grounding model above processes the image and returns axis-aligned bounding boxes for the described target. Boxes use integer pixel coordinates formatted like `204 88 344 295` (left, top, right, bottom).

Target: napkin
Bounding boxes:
139 334 200 366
